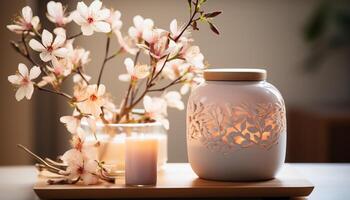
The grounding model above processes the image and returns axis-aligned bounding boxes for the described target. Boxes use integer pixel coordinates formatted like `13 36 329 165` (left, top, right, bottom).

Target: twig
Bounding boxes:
97 36 111 86
48 177 80 185
148 75 184 92
35 85 73 100
67 32 83 40
150 54 170 83
17 144 61 173
174 0 200 42
76 67 89 84
115 0 200 122
20 33 48 76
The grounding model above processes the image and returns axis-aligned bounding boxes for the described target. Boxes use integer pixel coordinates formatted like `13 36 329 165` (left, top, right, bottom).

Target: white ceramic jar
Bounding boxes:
187 68 286 181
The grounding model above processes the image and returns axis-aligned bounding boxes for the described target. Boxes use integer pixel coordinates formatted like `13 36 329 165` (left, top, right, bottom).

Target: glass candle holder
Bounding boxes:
81 121 167 175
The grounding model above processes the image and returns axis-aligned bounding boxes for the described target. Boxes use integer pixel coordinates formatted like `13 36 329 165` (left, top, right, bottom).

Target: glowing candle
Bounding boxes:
125 135 158 186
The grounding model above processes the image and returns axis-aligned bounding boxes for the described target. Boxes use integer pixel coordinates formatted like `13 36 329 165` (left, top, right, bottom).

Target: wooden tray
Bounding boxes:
34 163 314 199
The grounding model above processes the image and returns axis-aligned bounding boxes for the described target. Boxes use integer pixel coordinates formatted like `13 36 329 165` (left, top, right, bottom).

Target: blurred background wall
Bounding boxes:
1 0 349 165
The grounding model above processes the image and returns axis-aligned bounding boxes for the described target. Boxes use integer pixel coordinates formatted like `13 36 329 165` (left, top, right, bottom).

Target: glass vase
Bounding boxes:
81 120 167 175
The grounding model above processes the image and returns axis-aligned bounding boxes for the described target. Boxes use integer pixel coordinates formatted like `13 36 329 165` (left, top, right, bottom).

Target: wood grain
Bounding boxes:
34 163 314 199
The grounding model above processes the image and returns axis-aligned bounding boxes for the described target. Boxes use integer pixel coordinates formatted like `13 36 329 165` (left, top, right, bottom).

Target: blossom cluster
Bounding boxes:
7 0 220 185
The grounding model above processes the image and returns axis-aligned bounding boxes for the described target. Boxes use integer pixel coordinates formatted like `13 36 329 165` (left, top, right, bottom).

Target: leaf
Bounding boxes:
208 22 220 35
187 0 192 12
204 11 222 18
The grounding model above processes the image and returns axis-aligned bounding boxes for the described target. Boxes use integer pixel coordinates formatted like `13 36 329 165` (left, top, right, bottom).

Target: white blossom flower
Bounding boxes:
7 6 40 34
47 57 73 77
142 29 178 59
128 15 153 40
8 63 41 101
163 91 184 110
143 95 169 129
71 0 111 36
169 19 190 39
61 148 99 185
69 48 91 67
118 58 150 82
180 74 204 95
181 45 204 69
53 27 67 37
161 59 190 80
76 84 106 117
107 9 122 33
37 74 56 88
46 1 72 26
60 114 81 134
29 29 68 62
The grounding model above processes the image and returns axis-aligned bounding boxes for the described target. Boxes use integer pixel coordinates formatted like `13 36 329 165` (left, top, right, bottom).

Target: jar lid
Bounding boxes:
203 68 267 81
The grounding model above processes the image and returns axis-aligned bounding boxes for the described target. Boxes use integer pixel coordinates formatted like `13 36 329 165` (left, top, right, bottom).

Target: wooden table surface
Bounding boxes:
1 163 349 200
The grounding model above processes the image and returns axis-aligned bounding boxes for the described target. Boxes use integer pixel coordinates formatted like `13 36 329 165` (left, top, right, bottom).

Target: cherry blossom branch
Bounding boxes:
150 54 170 83
15 33 48 76
117 51 141 121
148 75 184 92
67 32 83 40
174 0 200 42
76 67 89 84
97 36 111 86
35 85 73 100
17 144 62 173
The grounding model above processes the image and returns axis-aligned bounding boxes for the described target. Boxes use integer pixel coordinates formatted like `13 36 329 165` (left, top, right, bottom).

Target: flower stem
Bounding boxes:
17 144 61 173
174 0 200 42
35 85 73 100
97 36 111 86
67 32 83 40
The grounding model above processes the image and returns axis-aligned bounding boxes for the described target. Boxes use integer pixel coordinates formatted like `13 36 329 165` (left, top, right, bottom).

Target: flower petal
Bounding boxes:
42 29 53 47
71 10 85 25
40 51 52 62
77 2 89 19
25 83 34 99
81 24 94 36
7 25 24 32
93 21 111 33
15 86 27 101
29 66 41 80
8 75 21 85
81 172 99 185
89 0 102 13
29 39 46 52
133 15 143 29
170 19 177 35
143 18 154 30
118 74 131 82
52 34 66 48
124 57 134 74
31 16 40 29
22 6 33 23
95 8 110 21
18 63 28 77
53 48 68 58
128 27 137 38
97 84 105 96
